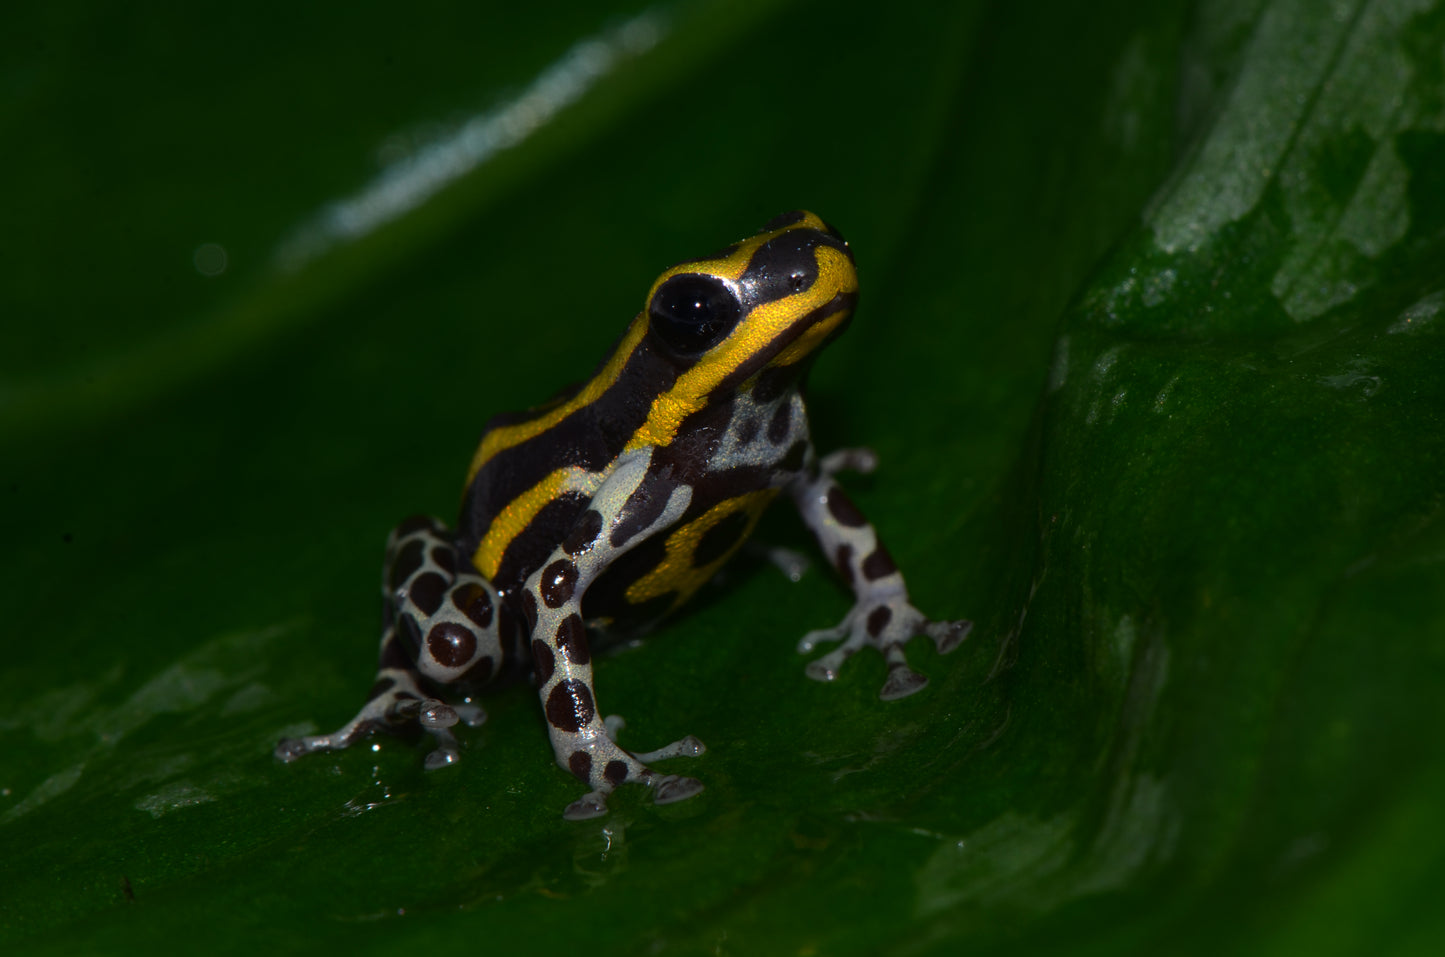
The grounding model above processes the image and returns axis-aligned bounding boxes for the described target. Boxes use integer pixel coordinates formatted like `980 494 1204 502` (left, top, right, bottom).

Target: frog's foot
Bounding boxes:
818 445 880 478
745 541 812 583
559 725 706 821
274 689 486 767
799 597 972 700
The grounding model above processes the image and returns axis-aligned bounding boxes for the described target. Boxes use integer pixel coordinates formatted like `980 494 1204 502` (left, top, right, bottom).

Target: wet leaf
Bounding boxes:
3 0 1443 954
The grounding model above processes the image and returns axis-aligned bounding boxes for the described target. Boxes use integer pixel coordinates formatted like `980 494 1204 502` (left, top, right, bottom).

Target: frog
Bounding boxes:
275 210 971 820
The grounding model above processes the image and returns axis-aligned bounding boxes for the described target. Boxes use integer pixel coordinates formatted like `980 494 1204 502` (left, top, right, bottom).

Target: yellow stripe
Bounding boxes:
470 467 576 579
464 318 649 486
769 302 850 368
626 244 857 452
623 489 777 609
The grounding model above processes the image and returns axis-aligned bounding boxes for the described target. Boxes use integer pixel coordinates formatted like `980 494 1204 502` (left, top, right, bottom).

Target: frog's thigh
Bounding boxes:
525 452 705 818
276 516 494 767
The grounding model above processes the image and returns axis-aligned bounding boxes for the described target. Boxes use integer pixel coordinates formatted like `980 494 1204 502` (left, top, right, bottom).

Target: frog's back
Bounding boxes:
456 323 676 594
457 211 858 624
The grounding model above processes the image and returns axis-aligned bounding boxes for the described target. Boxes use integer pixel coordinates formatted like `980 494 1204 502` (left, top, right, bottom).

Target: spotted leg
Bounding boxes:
790 448 972 700
275 516 511 769
527 450 707 820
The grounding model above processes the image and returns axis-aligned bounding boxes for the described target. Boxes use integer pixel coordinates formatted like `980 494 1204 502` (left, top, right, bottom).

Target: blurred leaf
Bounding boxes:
2 0 1443 954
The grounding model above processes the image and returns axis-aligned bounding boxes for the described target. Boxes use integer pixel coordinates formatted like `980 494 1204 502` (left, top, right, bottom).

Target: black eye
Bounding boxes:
647 275 742 355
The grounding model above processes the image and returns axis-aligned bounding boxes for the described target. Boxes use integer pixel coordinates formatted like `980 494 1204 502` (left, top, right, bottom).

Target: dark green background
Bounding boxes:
3 0 1443 953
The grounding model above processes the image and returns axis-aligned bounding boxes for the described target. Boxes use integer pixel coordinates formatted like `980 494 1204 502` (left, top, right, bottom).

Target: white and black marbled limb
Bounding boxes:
275 516 502 767
789 448 972 699
523 449 707 820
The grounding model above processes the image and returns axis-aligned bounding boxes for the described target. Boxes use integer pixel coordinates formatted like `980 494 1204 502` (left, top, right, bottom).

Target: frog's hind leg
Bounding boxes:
275 516 504 769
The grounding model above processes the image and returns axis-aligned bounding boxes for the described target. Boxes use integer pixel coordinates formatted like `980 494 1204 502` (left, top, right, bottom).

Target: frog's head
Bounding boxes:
642 210 858 399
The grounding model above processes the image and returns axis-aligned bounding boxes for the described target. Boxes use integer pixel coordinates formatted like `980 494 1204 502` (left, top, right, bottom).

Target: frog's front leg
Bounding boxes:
790 448 972 700
275 516 507 769
528 452 707 820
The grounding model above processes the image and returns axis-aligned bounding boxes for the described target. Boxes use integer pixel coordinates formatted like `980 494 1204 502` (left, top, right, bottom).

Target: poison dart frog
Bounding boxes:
276 211 972 819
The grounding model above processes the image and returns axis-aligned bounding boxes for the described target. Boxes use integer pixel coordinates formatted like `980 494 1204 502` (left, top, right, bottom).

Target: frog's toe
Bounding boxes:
274 717 382 761
634 734 706 762
803 645 856 683
423 728 462 770
564 791 611 821
274 736 319 762
453 702 488 727
418 700 459 730
926 618 973 655
652 773 705 806
797 622 849 655
879 664 929 701
819 446 879 477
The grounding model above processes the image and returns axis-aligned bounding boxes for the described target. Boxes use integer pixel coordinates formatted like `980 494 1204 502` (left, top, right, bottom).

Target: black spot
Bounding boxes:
604 760 629 787
427 621 477 668
834 544 855 587
735 415 759 448
610 469 676 548
862 547 898 581
826 487 866 527
408 572 447 616
367 677 396 701
694 509 752 567
569 750 592 782
540 559 578 608
452 582 494 628
520 589 538 632
545 679 595 734
430 546 456 574
866 605 892 637
389 539 425 591
532 638 555 684
767 400 793 445
563 509 603 555
556 614 590 665
62 532 74 544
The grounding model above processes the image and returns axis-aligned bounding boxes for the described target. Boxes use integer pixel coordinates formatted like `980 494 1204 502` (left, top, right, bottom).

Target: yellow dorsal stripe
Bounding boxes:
465 318 648 486
625 244 857 452
471 466 576 579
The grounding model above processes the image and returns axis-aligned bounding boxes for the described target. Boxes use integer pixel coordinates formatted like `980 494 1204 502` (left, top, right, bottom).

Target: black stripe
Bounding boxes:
458 337 680 552
739 230 854 305
491 491 589 592
761 210 806 231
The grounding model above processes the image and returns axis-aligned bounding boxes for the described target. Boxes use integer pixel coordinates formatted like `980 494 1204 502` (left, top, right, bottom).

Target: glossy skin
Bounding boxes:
276 211 971 819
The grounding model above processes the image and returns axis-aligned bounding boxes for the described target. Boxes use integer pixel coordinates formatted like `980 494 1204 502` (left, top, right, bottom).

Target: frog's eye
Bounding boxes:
648 275 742 355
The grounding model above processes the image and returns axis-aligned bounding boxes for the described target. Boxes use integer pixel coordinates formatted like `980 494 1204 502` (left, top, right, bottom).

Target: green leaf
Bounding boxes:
3 0 1443 953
